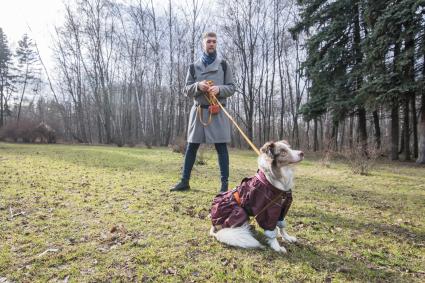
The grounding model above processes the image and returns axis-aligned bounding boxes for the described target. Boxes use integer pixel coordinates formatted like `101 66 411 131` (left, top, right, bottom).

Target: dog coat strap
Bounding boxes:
253 192 284 220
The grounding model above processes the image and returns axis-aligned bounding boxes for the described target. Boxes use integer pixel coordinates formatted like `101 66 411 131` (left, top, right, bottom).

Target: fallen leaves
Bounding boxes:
1 143 424 282
164 267 177 275
37 248 60 257
8 206 26 219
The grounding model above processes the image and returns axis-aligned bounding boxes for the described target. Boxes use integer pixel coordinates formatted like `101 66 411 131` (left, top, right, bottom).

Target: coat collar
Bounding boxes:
195 57 220 74
256 170 288 194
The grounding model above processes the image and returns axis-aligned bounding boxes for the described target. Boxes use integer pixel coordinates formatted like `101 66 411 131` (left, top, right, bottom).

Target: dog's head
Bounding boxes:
259 140 304 168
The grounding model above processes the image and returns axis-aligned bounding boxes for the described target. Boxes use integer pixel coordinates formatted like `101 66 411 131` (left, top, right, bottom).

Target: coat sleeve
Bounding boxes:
218 62 235 98
256 205 281 231
183 67 203 98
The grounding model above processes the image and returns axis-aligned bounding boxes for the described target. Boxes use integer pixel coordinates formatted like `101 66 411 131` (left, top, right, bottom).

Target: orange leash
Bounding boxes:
197 81 220 126
205 81 260 155
210 97 261 155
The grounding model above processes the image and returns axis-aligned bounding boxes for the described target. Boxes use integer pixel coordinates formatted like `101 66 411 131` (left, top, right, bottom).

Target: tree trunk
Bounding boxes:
372 110 381 149
17 64 29 123
358 107 368 153
402 98 410 161
340 119 345 151
417 93 425 163
0 78 4 127
411 91 418 158
349 114 354 148
390 102 399 160
313 118 318 151
402 7 415 161
331 120 338 151
417 39 425 163
319 117 324 150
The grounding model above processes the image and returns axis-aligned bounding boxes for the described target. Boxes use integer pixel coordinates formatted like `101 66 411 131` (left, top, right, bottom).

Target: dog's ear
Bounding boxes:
260 141 275 159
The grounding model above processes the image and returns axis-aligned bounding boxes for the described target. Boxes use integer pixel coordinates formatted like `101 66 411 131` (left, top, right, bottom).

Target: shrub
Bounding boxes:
342 145 381 175
168 135 186 155
0 120 56 143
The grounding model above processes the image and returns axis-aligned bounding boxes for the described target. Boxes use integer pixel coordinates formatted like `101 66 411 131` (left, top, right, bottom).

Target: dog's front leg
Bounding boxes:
264 230 287 253
277 220 297 243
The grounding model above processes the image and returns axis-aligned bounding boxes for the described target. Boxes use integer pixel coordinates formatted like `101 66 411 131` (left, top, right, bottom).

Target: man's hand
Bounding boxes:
208 85 220 97
198 80 209 92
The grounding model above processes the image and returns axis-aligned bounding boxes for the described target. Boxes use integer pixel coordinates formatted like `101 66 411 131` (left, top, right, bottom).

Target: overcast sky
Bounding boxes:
0 0 65 71
0 0 214 73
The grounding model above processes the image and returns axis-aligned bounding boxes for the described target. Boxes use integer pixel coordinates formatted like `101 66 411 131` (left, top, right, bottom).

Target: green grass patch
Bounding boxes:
0 142 424 282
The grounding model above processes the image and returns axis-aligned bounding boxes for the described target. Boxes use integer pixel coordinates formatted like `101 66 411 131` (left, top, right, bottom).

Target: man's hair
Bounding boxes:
202 32 217 39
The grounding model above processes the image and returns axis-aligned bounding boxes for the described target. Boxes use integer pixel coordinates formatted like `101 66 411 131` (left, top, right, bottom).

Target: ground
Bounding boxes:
0 143 424 282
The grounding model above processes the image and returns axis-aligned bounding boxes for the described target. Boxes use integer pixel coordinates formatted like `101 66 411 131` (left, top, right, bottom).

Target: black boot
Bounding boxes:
170 179 190 191
220 181 228 192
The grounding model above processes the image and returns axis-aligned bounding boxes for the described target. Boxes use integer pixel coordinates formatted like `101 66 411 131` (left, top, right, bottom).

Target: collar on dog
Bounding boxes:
255 170 288 193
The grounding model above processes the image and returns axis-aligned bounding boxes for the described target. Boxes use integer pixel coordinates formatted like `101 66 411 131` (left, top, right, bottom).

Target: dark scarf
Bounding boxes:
201 51 217 66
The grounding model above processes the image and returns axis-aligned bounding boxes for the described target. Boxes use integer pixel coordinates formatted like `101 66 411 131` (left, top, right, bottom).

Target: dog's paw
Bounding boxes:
272 244 287 253
279 229 297 243
283 234 297 243
267 238 287 253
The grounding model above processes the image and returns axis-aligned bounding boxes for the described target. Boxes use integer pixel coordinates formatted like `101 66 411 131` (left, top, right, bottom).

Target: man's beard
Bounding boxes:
207 48 216 54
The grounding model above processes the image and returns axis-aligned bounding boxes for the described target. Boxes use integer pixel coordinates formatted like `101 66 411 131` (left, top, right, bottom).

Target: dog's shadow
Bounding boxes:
247 235 410 282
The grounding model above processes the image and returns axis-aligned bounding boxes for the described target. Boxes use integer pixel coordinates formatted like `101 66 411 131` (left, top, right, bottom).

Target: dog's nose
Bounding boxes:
299 151 304 158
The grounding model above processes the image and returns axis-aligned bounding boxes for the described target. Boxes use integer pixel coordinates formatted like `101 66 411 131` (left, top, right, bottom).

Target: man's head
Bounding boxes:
202 32 217 55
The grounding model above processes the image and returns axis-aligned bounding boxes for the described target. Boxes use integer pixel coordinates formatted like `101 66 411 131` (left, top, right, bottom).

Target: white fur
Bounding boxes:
210 140 303 252
259 157 294 191
210 223 264 249
278 228 298 243
266 237 287 253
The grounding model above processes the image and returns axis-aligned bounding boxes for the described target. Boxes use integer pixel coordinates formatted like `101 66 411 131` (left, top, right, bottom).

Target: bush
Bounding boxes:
168 135 186 155
320 149 332 168
342 145 381 175
0 120 56 143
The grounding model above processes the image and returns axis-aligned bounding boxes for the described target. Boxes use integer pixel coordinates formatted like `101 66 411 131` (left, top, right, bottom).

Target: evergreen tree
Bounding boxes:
15 33 41 122
363 0 423 160
0 27 13 127
293 0 424 159
291 0 369 151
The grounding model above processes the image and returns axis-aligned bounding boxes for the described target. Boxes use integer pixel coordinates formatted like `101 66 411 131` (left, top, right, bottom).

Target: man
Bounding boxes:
171 32 235 192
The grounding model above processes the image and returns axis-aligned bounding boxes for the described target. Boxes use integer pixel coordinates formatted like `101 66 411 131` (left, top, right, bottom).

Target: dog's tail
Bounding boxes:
210 223 264 249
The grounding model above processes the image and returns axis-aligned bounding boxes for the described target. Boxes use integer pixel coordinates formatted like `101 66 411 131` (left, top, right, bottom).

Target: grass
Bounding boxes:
0 142 424 282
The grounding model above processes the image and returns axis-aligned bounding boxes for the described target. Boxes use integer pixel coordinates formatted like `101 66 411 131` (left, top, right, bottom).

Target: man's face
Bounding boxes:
203 36 217 54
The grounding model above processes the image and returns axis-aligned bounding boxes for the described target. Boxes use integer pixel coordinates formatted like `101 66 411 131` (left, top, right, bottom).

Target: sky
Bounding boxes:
0 0 206 71
0 0 65 71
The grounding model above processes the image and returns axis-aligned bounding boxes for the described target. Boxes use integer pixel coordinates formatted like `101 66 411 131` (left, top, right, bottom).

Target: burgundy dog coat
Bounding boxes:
210 170 292 231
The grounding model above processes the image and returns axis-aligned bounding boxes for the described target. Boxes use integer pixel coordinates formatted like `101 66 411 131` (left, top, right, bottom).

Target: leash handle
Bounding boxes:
197 106 212 126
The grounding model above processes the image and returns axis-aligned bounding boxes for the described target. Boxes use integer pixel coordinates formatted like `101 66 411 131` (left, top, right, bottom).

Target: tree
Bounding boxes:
15 34 41 123
417 14 425 164
292 0 369 152
0 28 13 127
363 0 423 160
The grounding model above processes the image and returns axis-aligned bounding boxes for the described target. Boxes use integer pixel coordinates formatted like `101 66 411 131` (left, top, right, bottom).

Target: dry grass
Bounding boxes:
0 143 424 282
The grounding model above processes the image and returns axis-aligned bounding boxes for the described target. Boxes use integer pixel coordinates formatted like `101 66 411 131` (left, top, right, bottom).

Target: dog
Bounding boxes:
209 140 304 253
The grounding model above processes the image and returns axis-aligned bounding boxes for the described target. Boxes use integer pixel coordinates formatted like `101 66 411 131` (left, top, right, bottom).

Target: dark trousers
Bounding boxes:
182 143 229 188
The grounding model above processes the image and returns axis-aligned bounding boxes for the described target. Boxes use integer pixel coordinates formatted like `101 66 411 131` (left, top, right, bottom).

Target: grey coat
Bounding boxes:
183 57 235 143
